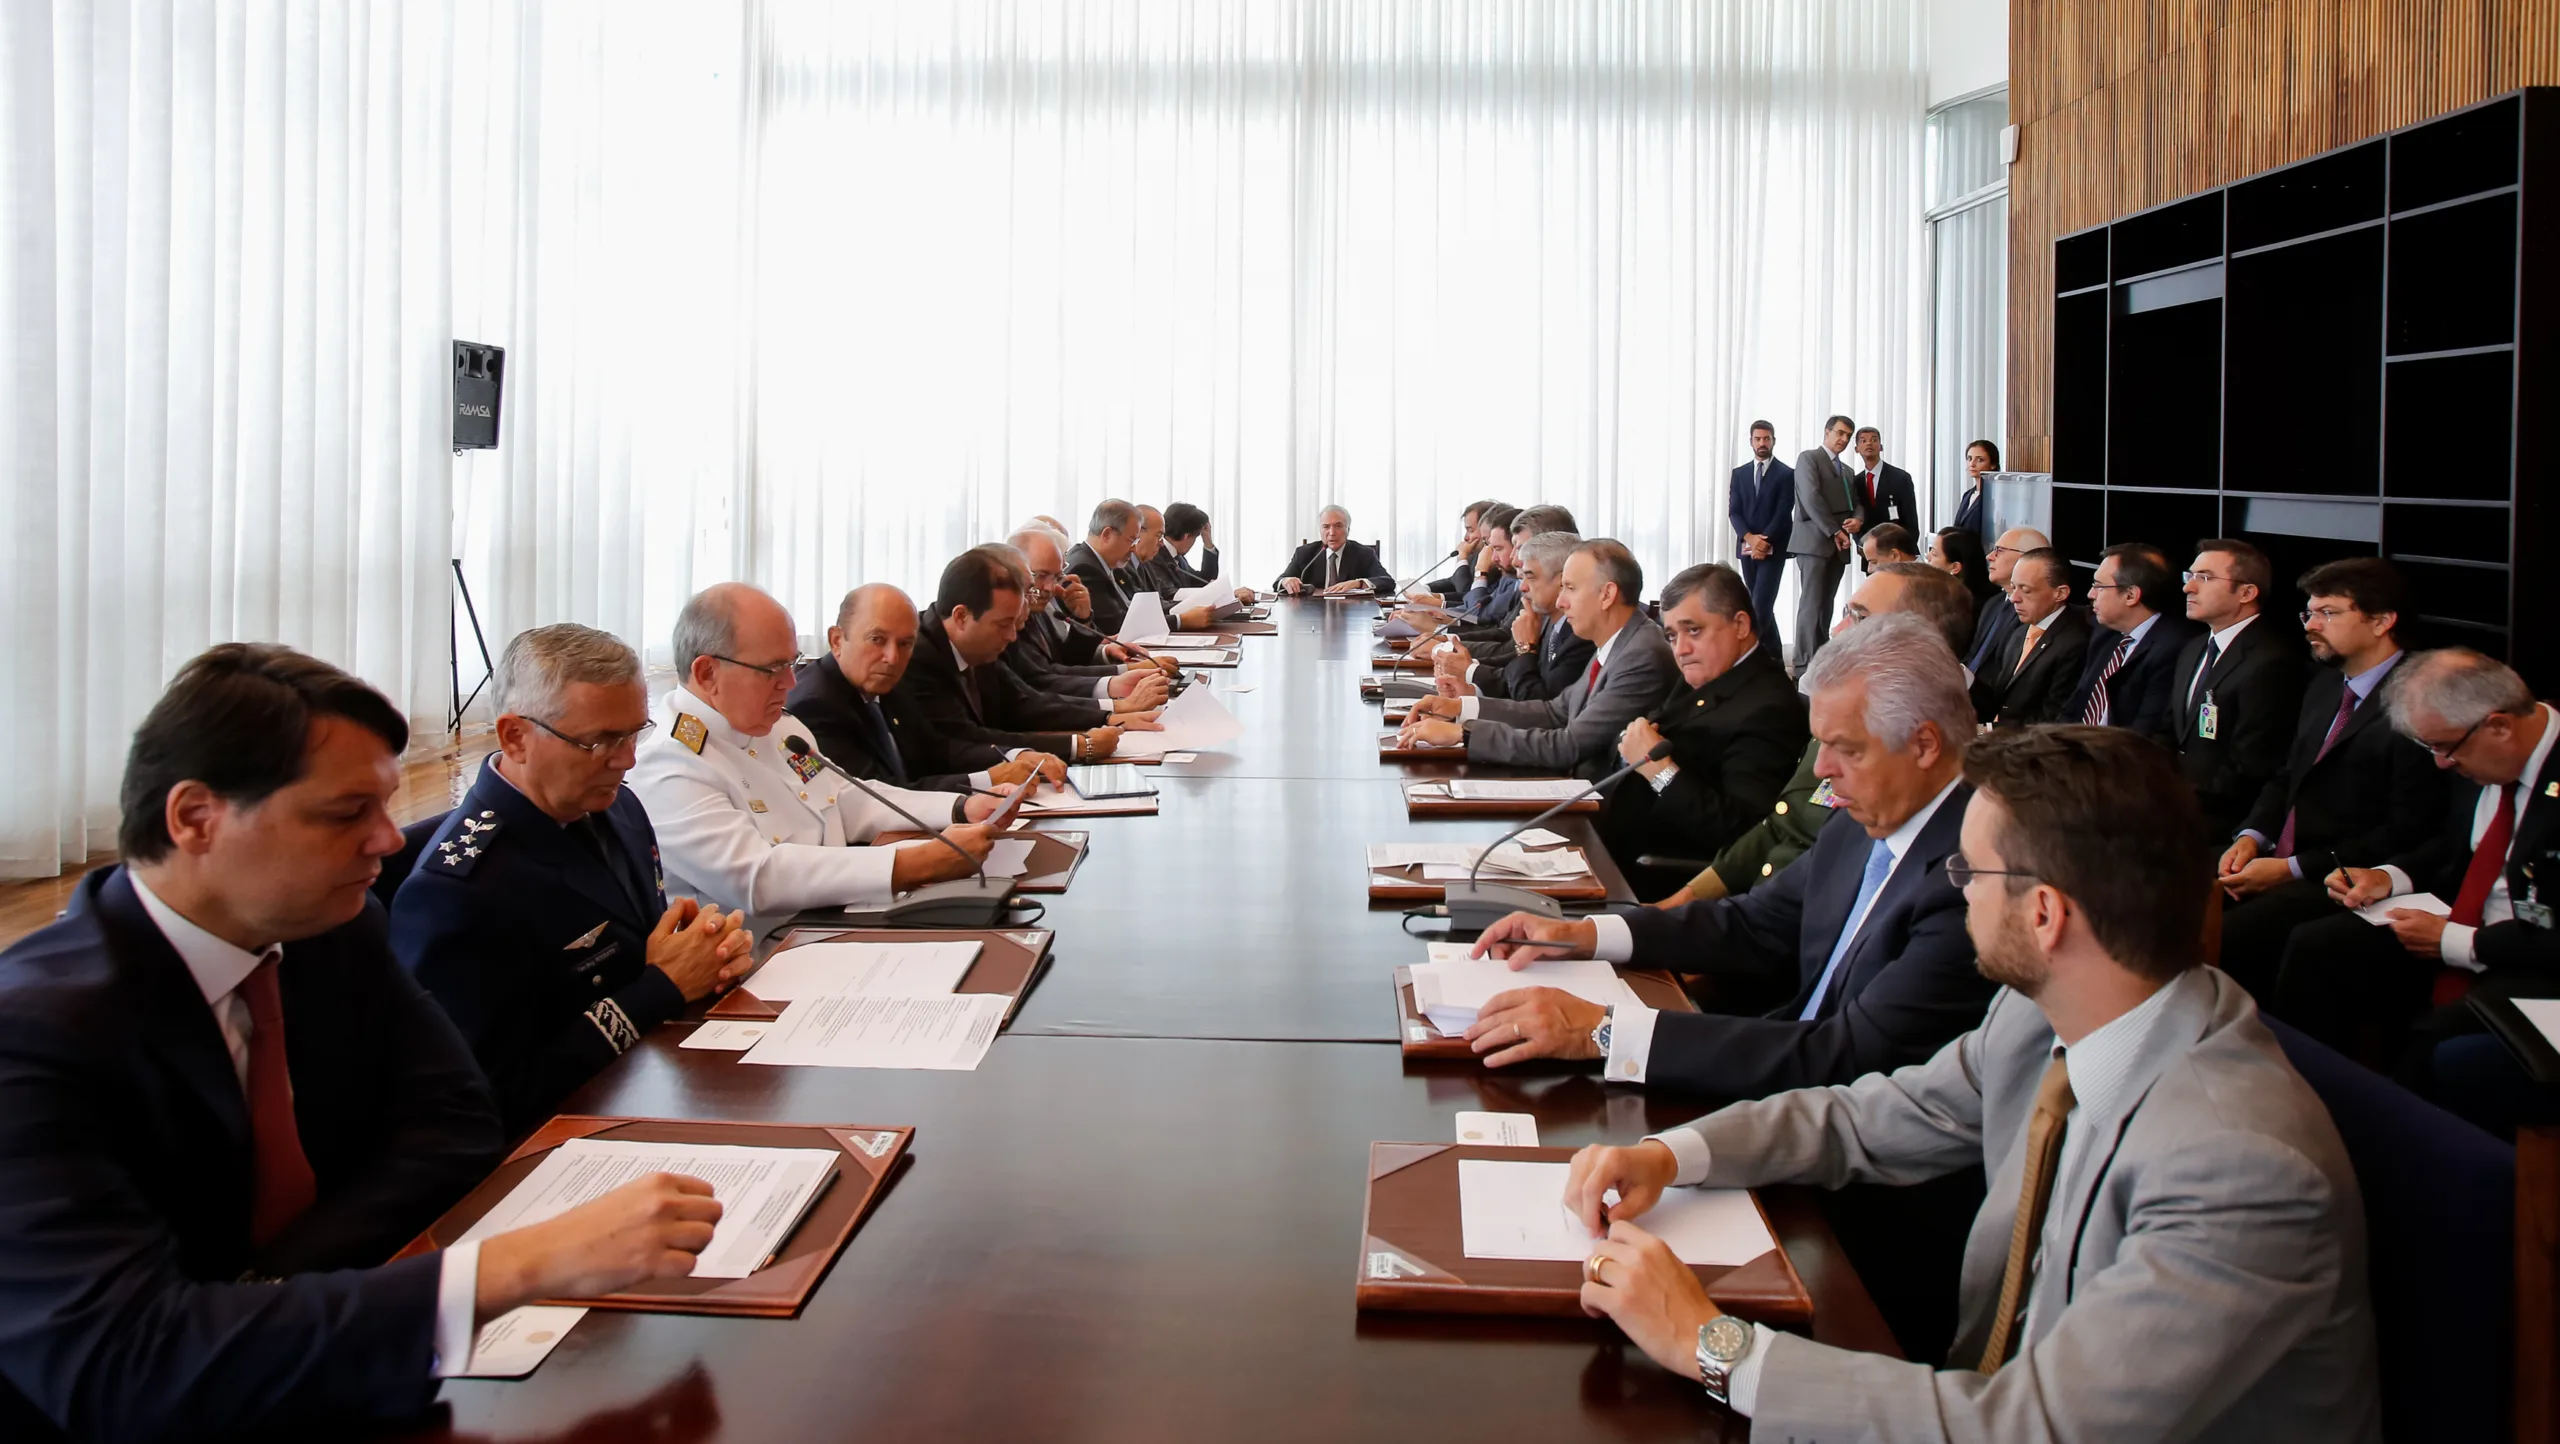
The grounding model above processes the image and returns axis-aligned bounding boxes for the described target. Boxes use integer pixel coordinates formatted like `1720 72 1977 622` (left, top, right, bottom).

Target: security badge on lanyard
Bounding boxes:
2197 691 2220 741
2519 858 2554 931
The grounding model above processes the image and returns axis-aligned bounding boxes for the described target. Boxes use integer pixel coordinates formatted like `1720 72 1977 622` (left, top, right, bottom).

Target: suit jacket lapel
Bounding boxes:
95 870 254 1152
2046 969 2218 1300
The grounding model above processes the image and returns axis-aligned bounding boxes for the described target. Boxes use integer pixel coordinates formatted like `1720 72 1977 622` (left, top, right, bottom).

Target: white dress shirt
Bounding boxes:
1591 778 1963 1084
1660 973 2187 1415
2381 701 2558 968
127 872 482 1378
1460 619 1623 722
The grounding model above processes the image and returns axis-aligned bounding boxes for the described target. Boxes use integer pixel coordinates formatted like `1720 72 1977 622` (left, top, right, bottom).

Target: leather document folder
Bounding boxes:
1367 864 1604 906
1372 652 1435 672
2470 994 2560 1084
1392 964 1695 1059
397 1115 910 1318
711 926 1054 1024
1377 731 1466 762
1010 828 1091 893
1355 1142 1812 1323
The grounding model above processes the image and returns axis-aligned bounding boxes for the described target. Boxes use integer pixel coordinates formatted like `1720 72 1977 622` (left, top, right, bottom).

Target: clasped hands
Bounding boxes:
1395 693 1466 748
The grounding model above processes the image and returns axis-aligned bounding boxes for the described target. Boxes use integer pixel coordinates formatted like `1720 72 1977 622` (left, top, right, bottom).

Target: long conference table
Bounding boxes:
393 597 1897 1443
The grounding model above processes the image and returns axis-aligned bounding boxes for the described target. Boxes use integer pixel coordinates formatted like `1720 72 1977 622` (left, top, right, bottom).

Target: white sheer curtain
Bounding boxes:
2 0 455 878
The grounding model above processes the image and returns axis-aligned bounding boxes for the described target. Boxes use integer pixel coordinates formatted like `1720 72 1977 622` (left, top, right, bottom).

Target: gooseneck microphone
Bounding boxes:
1391 547 1462 597
786 735 1015 926
1441 738 1675 933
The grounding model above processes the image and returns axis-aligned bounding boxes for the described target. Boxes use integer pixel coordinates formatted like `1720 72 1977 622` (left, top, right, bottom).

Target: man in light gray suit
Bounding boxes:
1398 539 1676 780
1787 414 1858 679
1562 725 2380 1442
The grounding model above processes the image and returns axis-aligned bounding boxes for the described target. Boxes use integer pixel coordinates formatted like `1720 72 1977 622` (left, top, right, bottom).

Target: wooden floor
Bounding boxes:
0 729 500 949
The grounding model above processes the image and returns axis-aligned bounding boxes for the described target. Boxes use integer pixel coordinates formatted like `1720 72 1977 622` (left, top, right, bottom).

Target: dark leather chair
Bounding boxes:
2267 1015 2513 1442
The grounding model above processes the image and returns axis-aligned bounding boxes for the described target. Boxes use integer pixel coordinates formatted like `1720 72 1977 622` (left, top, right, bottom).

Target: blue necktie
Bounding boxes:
859 695 906 783
1800 838 1896 1021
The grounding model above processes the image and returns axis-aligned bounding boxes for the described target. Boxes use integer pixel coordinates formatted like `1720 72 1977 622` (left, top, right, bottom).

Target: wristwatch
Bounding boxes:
1696 1314 1754 1405
1647 762 1681 793
1588 1005 1614 1058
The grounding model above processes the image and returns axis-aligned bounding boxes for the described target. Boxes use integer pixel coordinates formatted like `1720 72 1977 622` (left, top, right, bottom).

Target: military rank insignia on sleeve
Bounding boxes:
673 712 708 754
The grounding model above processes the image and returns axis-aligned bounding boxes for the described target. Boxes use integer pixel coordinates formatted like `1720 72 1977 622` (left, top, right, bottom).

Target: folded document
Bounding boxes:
1408 941 1637 1037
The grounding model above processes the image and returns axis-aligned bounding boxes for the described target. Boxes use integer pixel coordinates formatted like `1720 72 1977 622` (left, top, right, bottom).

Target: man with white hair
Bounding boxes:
1274 504 1393 595
1001 525 1174 708
397 623 753 1133
1459 614 1994 1100
1067 499 1226 633
629 583 1006 936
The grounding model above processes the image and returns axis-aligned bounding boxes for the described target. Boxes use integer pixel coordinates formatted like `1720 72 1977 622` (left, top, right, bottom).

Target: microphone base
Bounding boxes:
844 875 1020 929
1443 881 1565 934
1378 678 1436 700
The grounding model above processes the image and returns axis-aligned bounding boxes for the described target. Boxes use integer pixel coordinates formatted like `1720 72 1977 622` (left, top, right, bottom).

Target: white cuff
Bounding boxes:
2380 865 2413 896
431 1241 481 1379
1466 662 1484 684
2286 856 2304 878
1643 1128 1713 1187
1092 678 1113 700
967 771 994 792
1604 1001 1660 1084
2442 922 2481 970
1725 1322 1777 1415
1589 912 1637 963
1458 696 1482 722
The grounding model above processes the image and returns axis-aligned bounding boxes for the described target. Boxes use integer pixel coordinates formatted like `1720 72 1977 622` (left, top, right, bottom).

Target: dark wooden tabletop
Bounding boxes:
391 597 1897 1443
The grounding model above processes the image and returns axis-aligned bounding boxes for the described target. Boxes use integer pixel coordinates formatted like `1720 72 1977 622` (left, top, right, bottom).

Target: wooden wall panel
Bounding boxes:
2006 0 2560 473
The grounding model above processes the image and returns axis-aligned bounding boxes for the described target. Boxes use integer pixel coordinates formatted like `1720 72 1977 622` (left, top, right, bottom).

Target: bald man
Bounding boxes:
629 583 1008 935
787 584 1069 794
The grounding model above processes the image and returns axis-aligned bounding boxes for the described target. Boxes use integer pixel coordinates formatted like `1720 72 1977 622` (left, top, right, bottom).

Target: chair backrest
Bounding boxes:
2266 1015 2514 1443
372 810 450 910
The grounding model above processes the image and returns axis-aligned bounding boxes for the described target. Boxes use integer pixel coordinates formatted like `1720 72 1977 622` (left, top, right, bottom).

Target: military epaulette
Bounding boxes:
429 809 504 878
673 712 708 754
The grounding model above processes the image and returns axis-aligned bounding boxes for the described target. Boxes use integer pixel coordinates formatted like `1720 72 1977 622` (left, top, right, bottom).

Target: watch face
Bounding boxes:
1703 1315 1753 1361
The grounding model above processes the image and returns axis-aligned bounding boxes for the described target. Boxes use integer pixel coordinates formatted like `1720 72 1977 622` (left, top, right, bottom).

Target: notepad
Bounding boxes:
1446 779 1591 802
1456 1160 1775 1266
743 939 980 1003
458 1139 839 1278
2355 891 2451 926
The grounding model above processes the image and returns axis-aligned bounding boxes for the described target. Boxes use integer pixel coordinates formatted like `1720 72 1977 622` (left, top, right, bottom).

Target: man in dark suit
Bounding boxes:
2063 541 2202 740
997 527 1174 709
1398 540 1680 779
1963 525 2046 678
1727 421 1794 644
2213 559 2446 991
1461 613 1991 1098
1847 427 1920 573
2275 649 2557 1063
397 625 752 1136
1162 502 1250 594
1274 503 1394 595
2170 538 2310 843
1971 547 2093 727
0 644 720 1440
1602 563 1810 896
1063 499 1152 634
1433 528 1591 702
1786 415 1858 676
898 546 1155 769
1412 500 1501 603
789 584 1068 793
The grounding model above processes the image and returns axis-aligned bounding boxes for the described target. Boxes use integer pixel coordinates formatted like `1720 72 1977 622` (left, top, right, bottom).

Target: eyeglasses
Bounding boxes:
1986 544 2024 558
1945 857 2038 889
1028 569 1064 587
527 715 657 755
2417 718 2485 762
2085 580 2128 594
2181 569 2223 585
709 652 806 680
2299 606 2359 625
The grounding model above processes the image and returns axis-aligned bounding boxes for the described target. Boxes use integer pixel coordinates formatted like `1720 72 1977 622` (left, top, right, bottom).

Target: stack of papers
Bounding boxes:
732 939 1007 1071
1365 842 1589 880
1173 581 1247 618
1111 683 1245 760
1456 1159 1775 1266
1407 940 1637 1037
458 1138 839 1277
1446 779 1592 803
1115 591 1169 642
743 939 980 1001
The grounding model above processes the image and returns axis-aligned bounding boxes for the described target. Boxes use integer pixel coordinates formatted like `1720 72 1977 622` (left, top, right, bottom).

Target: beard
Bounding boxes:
1973 901 2050 995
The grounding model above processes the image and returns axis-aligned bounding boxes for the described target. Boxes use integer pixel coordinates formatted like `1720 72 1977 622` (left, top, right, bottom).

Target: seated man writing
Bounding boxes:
629 583 1008 936
0 644 725 1439
1467 615 1990 1094
398 623 753 1135
1563 726 2379 1443
1396 539 1676 780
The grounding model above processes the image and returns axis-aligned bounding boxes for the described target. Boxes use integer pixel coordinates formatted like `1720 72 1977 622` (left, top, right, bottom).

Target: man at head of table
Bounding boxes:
0 643 728 1440
1552 725 2380 1442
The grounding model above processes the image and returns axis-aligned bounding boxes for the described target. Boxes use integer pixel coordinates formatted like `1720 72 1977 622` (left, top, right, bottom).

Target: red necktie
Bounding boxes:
1585 659 1602 691
2274 683 2362 857
2436 784 2520 1006
239 956 318 1245
1863 471 1876 505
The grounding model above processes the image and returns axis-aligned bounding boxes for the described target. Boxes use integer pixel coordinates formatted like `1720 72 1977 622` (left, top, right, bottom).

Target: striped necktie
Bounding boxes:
2082 633 2132 724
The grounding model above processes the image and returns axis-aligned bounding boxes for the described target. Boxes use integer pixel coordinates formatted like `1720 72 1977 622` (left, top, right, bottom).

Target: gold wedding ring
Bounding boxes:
1584 1252 1609 1284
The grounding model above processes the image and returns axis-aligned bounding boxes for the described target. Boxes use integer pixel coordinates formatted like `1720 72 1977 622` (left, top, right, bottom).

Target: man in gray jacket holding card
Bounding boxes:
1560 724 2380 1442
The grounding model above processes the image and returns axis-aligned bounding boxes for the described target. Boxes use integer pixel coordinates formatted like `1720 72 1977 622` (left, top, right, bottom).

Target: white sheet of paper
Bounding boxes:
981 838 1037 879
1515 827 1569 847
1172 581 1242 613
1224 684 1258 693
457 1139 838 1278
680 1021 774 1051
2515 998 2560 1051
744 939 981 1003
1366 843 1586 878
1446 779 1593 802
740 992 1010 1070
2357 891 2451 925
1111 684 1245 760
1410 943 1636 1035
1020 786 1157 815
1115 590 1167 642
1162 751 1199 763
1149 649 1237 666
1457 1160 1776 1266
1455 1111 1539 1147
1405 782 1452 798
452 1305 588 1378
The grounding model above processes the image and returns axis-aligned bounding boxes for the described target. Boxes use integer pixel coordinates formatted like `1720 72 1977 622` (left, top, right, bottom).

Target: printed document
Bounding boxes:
458 1138 839 1278
1446 779 1592 802
1366 843 1587 879
1111 683 1245 760
741 992 1010 1070
743 939 980 1003
1457 1159 1775 1266
1409 941 1636 1036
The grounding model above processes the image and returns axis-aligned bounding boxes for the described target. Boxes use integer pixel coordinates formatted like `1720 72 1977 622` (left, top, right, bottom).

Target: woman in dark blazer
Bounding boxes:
1949 438 1998 541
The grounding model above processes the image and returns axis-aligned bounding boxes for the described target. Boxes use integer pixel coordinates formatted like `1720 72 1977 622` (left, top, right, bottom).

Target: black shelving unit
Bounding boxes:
2048 88 2555 690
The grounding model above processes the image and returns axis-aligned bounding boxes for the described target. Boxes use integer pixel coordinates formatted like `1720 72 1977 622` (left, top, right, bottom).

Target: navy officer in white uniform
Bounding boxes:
629 583 1006 936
